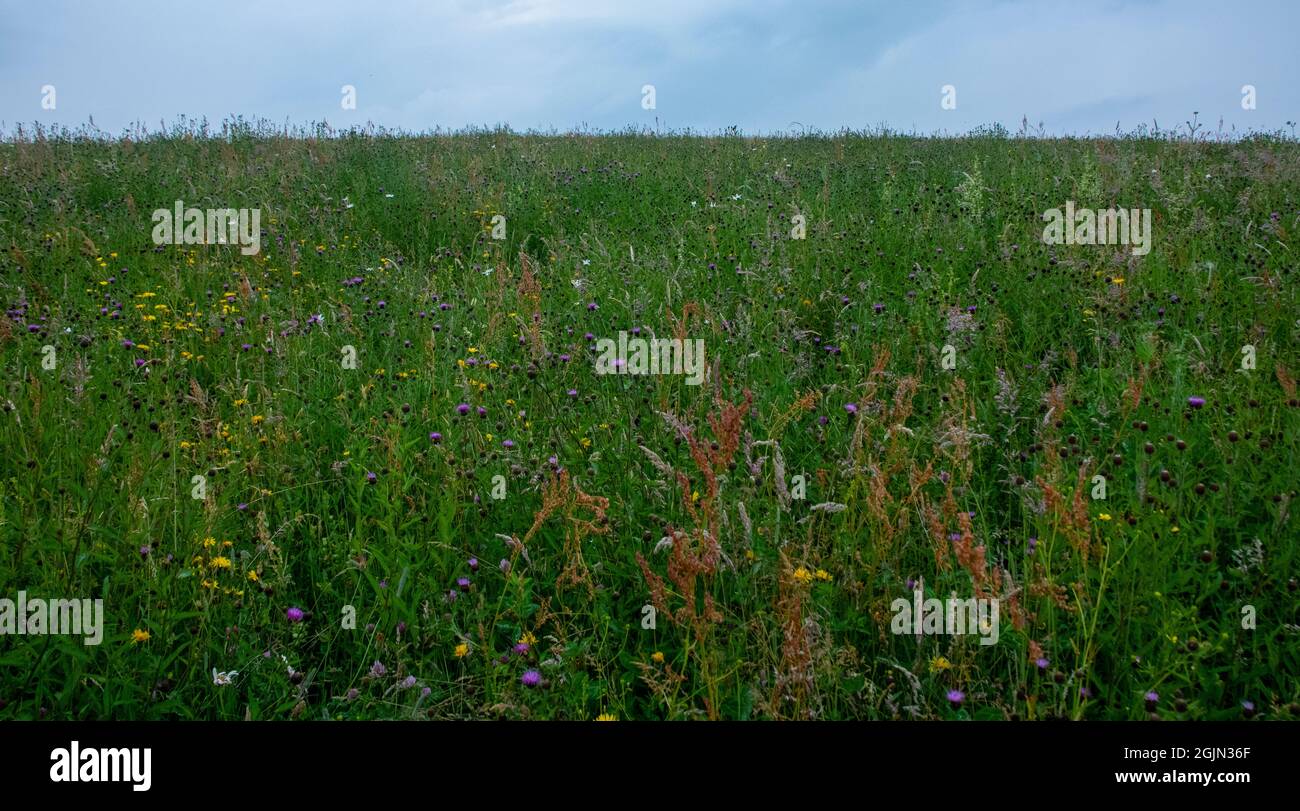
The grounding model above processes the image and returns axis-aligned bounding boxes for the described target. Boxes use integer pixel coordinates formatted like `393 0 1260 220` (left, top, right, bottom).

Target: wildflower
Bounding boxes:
454 643 469 658
429 432 442 443
651 651 665 663
1036 657 1050 670
468 557 479 571
456 403 470 416
521 669 542 687
596 713 617 721
499 558 511 574
212 668 238 686
792 567 815 585
366 471 377 484
1097 513 1112 521
401 676 418 689
844 403 858 414
1187 396 1206 409
251 414 264 425
513 643 529 655
1145 691 1159 711
814 569 832 582
457 577 471 591
519 632 537 646
930 656 952 673
947 689 965 707
286 606 305 623
210 556 232 570
131 629 151 644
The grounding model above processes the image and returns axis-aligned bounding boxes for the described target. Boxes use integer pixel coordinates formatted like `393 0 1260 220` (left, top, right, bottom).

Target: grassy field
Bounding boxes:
1 121 1297 720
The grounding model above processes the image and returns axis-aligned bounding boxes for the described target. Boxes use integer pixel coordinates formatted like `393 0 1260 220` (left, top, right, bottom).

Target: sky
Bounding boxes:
1 0 1297 137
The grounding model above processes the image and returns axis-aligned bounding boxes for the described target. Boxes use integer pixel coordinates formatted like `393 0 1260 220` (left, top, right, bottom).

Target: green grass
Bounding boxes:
0 121 1297 720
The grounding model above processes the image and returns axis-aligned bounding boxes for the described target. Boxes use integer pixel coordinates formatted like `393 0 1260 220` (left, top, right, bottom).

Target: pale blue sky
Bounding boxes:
2 0 1296 136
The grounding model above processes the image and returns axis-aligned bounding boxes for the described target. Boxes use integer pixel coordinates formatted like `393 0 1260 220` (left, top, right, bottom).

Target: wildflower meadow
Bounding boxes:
1 120 1296 721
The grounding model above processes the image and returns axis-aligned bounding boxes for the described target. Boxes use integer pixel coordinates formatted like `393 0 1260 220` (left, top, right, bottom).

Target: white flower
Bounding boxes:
731 194 742 201
690 200 697 208
582 259 591 266
384 193 395 199
212 668 238 686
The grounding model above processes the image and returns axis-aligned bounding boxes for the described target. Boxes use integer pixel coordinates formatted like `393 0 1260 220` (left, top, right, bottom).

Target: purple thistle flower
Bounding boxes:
502 439 515 449
400 675 417 689
844 403 858 414
1036 657 1049 670
456 403 470 415
457 577 471 591
499 558 511 574
947 689 965 706
369 660 386 678
366 471 377 484
1187 396 1206 409
514 642 530 655
429 432 442 443
286 607 304 623
468 557 479 571
521 669 542 687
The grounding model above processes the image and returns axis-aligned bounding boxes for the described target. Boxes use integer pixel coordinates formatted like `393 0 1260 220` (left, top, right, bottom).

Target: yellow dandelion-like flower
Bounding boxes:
595 713 618 721
251 415 264 425
519 631 537 646
131 629 151 644
815 569 832 582
930 656 953 672
1097 513 1112 521
651 651 665 663
202 536 216 548
248 570 259 582
453 642 470 658
792 567 814 585
210 556 232 570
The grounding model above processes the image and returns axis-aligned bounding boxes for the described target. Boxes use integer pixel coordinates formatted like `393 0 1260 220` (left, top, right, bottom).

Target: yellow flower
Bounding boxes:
744 549 755 561
930 656 952 672
1097 513 1112 521
251 415 264 425
595 713 618 721
792 567 814 585
815 569 832 582
519 631 537 646
651 651 665 663
210 556 232 570
1112 277 1125 284
248 570 259 582
202 536 216 548
131 629 151 644
453 642 469 658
